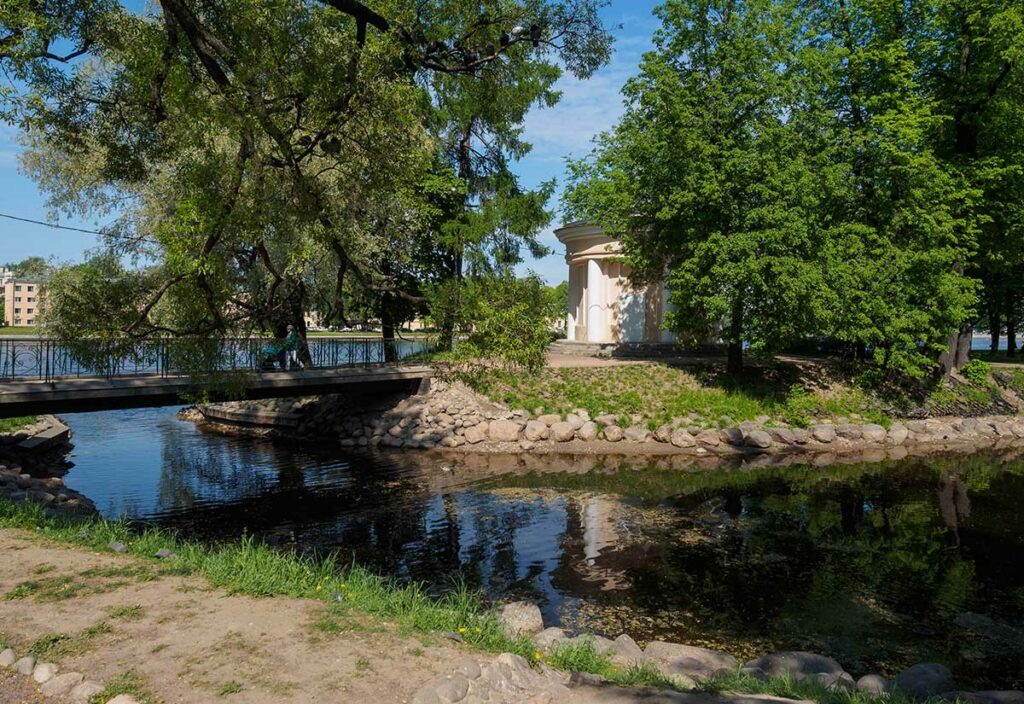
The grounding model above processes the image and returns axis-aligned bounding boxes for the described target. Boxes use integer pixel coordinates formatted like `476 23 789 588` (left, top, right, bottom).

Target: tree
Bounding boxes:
566 0 825 375
7 256 52 278
5 0 612 355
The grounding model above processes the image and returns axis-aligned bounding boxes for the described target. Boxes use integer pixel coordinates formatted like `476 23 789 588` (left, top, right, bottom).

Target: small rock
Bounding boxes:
895 663 955 698
538 414 562 427
792 428 811 444
524 420 549 442
32 662 58 683
744 430 773 449
577 422 598 442
463 425 487 444
106 696 144 704
696 429 720 447
497 601 544 637
888 423 909 445
812 425 836 443
550 422 576 443
69 681 106 702
154 548 176 559
719 428 744 446
569 672 608 687
0 648 16 667
817 672 856 692
769 428 796 445
487 420 521 443
623 426 650 442
671 429 696 448
603 426 624 442
14 656 36 675
566 414 586 430
533 627 567 651
861 424 887 443
434 673 470 702
653 426 672 443
857 674 893 696
743 651 845 681
836 424 862 440
40 672 84 697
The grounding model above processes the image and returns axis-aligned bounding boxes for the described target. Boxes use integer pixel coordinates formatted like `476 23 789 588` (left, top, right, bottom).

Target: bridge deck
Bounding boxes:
0 365 432 417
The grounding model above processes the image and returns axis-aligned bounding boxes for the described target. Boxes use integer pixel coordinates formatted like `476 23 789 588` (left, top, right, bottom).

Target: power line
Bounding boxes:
0 212 107 235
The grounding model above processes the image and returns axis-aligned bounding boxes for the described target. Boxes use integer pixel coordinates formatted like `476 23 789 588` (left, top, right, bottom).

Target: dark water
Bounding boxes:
60 407 1024 688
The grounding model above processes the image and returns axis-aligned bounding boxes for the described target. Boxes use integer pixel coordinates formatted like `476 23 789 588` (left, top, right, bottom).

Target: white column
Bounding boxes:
566 264 576 341
586 258 605 342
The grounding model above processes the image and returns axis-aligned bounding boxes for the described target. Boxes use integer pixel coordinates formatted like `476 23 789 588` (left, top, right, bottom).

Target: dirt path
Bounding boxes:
0 529 468 703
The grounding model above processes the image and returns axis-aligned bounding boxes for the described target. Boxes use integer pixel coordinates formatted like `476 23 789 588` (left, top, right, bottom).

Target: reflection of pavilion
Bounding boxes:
567 495 632 591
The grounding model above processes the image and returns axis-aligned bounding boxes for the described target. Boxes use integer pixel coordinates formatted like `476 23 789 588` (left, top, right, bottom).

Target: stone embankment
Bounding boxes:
0 645 139 703
193 380 1024 461
0 416 95 517
412 601 1024 704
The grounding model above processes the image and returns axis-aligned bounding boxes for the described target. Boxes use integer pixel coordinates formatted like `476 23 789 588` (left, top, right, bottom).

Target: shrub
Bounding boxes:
961 359 992 386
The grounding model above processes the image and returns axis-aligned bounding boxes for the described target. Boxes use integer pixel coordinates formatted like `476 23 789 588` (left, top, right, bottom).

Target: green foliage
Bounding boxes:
961 359 993 386
545 638 678 689
88 671 156 704
446 274 560 372
0 416 36 434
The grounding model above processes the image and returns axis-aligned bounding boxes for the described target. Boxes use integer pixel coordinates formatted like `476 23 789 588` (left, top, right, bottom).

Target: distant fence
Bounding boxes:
0 336 431 382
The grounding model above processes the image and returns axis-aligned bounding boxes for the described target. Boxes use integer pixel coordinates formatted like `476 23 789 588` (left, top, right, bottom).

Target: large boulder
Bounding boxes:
887 423 909 445
946 692 1024 704
533 627 567 651
895 663 955 699
487 420 521 443
538 414 562 426
742 651 845 682
577 421 599 442
697 430 721 447
744 430 773 449
463 423 488 444
857 674 893 696
644 641 738 681
497 601 544 637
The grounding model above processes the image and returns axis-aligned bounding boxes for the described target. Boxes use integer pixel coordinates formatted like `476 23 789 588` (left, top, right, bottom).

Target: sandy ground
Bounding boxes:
0 529 469 703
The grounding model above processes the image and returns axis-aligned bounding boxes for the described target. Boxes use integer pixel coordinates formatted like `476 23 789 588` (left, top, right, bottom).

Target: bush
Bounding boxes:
961 359 992 386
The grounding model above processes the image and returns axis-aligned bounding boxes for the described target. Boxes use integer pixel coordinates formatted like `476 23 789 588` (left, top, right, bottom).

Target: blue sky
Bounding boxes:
0 0 661 283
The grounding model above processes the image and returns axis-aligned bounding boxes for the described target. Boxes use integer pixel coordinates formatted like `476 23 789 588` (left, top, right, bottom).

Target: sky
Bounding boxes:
0 0 662 284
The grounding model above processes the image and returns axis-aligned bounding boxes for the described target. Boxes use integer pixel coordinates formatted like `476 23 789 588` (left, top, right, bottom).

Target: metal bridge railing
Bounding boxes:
0 336 432 383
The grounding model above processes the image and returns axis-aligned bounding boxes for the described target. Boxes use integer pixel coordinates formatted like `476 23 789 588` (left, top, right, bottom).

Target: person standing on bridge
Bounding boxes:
283 324 305 371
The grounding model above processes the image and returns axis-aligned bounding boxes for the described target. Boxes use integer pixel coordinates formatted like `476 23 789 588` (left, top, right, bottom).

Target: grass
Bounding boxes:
217 681 243 696
544 638 679 689
969 349 1024 365
0 416 36 434
28 621 113 659
0 326 42 336
89 671 158 704
465 363 891 429
0 497 536 661
698 672 959 704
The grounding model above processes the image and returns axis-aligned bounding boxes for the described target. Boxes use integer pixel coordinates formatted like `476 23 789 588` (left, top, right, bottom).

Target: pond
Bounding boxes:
60 407 1024 690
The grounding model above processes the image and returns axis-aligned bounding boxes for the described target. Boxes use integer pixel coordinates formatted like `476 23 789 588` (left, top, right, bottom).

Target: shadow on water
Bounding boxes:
59 407 1024 689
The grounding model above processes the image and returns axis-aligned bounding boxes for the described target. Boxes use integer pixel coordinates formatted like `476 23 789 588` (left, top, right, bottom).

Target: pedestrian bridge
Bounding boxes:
0 336 433 417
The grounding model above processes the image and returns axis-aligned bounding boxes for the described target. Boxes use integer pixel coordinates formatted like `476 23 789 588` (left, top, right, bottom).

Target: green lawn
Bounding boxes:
0 417 35 434
0 326 42 336
971 349 1024 365
466 361 891 429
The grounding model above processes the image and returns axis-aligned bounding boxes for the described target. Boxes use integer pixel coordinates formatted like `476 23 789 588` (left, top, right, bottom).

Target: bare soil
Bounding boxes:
0 529 469 703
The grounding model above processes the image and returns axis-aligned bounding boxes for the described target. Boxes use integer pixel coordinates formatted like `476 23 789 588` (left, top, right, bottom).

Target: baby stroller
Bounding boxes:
259 342 285 371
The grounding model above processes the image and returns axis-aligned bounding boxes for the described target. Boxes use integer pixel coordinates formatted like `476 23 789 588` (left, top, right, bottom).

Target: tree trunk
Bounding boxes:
726 298 744 377
939 326 973 376
381 292 397 363
989 306 1001 355
1008 317 1018 358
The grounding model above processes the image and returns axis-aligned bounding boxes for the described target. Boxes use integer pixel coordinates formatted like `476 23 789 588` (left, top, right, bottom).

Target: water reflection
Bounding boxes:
60 407 1024 689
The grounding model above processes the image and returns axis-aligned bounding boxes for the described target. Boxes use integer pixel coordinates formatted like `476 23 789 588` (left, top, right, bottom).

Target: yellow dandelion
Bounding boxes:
316 584 322 591
534 651 542 661
458 627 467 634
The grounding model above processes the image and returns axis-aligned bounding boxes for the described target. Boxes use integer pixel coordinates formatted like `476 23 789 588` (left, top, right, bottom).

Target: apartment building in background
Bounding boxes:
2 279 46 327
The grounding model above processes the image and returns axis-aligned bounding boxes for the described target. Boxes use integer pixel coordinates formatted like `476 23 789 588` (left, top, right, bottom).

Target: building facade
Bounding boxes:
2 279 45 327
555 222 674 344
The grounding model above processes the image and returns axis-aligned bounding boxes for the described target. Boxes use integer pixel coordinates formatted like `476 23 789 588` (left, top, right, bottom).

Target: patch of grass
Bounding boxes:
465 363 890 429
698 672 956 704
109 604 144 621
355 657 371 672
545 638 679 690
89 671 158 704
961 359 993 386
31 564 56 575
0 416 36 434
217 681 242 696
970 350 1024 366
28 621 112 659
0 498 536 661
